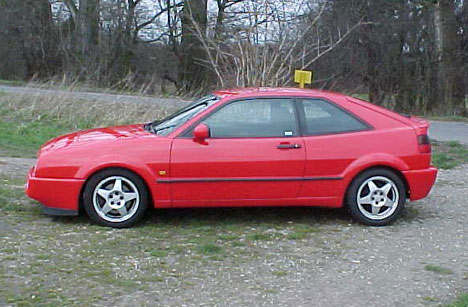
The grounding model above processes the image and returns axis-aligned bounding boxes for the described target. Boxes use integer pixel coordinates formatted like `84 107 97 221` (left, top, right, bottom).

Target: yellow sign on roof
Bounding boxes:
294 70 313 89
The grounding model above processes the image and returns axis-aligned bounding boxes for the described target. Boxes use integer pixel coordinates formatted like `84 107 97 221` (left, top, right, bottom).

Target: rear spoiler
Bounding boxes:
408 115 430 135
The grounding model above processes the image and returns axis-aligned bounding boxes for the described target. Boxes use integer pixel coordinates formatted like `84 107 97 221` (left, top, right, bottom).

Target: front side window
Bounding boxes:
203 98 297 138
300 99 369 135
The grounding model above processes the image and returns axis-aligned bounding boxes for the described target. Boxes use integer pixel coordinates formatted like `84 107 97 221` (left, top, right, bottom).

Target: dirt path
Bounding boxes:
0 157 35 177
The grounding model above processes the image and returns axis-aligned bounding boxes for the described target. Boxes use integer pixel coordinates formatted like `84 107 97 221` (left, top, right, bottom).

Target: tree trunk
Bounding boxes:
395 1 417 114
179 0 208 91
77 0 100 69
214 0 226 41
363 2 386 106
429 0 466 116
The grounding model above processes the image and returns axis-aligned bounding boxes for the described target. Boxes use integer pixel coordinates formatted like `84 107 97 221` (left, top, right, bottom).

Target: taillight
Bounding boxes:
417 134 431 153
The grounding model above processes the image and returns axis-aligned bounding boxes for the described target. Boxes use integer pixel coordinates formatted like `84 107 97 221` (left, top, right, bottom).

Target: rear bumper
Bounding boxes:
25 167 83 215
402 166 438 201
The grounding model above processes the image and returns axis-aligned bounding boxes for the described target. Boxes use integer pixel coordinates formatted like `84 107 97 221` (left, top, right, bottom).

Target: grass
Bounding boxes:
0 79 25 86
432 141 468 169
149 249 168 258
198 243 224 254
425 115 468 123
0 177 40 214
424 264 454 275
447 293 468 307
0 92 171 157
248 233 272 241
272 270 288 277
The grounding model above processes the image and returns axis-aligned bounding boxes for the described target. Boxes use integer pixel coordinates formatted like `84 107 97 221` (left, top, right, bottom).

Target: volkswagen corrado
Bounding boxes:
25 87 438 228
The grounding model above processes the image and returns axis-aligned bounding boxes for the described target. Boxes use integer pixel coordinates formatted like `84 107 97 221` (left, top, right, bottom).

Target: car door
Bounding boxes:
168 98 306 206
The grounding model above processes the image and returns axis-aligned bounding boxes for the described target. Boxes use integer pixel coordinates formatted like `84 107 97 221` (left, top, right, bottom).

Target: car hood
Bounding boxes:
39 124 151 154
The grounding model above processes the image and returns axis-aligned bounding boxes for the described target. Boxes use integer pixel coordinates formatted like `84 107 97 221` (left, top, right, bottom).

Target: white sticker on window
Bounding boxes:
284 130 293 136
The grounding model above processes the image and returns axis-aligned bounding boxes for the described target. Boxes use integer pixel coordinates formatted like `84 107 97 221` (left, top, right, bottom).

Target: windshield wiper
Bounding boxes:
144 122 155 133
144 120 163 134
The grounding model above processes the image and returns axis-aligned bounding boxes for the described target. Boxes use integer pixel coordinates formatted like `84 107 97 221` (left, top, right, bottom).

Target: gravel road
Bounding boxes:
0 156 467 306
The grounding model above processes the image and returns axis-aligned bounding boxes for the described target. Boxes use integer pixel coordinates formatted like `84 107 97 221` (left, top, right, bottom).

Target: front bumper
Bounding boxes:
25 167 83 215
402 166 438 201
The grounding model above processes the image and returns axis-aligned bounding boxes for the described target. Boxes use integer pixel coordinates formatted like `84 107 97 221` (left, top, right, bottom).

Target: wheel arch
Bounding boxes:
342 164 410 205
78 165 154 213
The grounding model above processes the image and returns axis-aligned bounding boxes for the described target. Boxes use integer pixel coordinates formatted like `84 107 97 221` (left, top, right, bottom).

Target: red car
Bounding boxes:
25 87 437 228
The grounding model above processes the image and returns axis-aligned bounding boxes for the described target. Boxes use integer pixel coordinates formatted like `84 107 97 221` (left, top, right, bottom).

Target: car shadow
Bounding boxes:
49 203 425 228
145 206 352 228
50 206 352 228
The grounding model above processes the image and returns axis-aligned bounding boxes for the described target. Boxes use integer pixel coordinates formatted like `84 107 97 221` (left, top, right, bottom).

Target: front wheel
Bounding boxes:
83 169 148 228
346 168 406 226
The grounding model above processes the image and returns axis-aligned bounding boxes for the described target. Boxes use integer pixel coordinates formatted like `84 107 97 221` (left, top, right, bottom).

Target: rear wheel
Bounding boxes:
83 169 148 228
346 168 406 226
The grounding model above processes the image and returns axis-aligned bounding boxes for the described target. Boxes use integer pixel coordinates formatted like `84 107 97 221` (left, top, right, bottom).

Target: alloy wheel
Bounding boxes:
92 176 140 223
356 176 399 220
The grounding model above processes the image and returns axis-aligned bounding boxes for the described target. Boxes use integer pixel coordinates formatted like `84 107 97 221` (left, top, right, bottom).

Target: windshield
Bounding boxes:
145 94 219 136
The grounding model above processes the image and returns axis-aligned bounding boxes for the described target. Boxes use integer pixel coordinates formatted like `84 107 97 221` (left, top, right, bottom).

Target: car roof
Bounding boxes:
212 87 347 100
211 87 424 129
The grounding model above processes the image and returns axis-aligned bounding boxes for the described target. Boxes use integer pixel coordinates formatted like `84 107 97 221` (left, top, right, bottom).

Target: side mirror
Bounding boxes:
193 123 210 142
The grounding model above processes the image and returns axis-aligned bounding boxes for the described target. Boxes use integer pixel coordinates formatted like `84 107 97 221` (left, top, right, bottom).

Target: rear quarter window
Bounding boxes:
300 99 370 135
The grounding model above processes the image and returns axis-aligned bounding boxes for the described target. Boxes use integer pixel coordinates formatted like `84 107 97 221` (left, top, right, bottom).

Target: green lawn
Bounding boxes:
447 294 468 307
0 117 87 158
432 141 468 169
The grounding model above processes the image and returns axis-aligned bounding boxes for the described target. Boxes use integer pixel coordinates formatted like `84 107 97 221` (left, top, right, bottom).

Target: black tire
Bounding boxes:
346 168 406 226
83 168 148 228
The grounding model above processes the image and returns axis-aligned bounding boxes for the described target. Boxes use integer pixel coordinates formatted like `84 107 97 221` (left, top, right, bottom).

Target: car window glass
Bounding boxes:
301 99 368 135
203 99 297 138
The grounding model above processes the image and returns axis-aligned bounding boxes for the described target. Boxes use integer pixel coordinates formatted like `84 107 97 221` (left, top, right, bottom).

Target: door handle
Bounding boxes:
277 143 302 149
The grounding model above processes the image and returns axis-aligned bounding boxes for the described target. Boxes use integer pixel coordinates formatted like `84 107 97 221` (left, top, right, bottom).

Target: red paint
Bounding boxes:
25 87 437 214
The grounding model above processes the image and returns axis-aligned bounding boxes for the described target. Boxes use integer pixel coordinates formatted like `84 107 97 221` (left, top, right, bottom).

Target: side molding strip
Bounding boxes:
156 177 342 183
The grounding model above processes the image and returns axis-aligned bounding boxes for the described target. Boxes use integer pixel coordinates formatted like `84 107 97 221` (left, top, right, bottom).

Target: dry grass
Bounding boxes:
0 91 171 128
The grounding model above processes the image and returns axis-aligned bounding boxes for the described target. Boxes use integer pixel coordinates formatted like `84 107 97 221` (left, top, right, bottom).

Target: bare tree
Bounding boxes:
189 0 364 89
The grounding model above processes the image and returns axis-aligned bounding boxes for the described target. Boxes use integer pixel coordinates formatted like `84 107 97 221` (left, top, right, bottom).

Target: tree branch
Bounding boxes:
136 1 183 31
62 0 78 22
